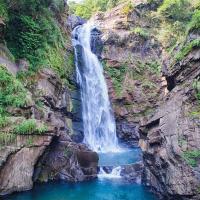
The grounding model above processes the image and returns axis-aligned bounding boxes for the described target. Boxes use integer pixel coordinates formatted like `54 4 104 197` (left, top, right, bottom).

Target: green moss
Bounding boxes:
182 150 200 167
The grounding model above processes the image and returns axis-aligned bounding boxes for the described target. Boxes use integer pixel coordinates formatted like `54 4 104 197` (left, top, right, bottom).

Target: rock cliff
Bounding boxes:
92 0 200 199
0 1 98 196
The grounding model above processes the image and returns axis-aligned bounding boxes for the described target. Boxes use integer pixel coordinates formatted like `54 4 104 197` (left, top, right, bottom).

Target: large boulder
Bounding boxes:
34 134 98 182
0 135 52 196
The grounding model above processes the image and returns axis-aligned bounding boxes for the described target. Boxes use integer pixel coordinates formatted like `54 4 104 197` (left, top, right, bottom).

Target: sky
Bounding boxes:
68 0 82 2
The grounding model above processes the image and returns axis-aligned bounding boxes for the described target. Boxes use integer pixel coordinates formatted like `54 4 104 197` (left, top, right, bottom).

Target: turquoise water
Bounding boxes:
6 180 157 200
99 148 142 166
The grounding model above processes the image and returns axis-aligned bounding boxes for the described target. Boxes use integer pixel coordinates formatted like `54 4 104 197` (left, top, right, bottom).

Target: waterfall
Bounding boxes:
72 22 120 153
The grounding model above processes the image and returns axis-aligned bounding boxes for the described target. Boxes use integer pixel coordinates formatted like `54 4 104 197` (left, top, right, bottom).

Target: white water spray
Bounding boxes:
98 167 122 179
72 22 121 153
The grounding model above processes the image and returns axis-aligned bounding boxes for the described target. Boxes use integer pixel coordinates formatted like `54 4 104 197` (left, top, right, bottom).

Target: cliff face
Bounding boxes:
0 1 98 196
141 47 200 200
93 0 164 147
93 0 200 199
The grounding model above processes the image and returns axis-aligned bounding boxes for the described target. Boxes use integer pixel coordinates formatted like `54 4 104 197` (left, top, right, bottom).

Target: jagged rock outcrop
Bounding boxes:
140 48 200 200
0 66 98 196
0 135 52 195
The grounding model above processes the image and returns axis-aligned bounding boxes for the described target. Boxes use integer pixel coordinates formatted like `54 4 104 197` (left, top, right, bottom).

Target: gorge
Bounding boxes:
0 0 200 200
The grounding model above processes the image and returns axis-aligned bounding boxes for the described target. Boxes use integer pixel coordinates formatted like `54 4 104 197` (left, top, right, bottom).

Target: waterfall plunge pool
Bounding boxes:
98 148 142 167
6 179 157 200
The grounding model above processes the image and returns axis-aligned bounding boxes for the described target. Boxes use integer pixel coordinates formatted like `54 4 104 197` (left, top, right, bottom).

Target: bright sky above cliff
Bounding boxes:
69 0 82 2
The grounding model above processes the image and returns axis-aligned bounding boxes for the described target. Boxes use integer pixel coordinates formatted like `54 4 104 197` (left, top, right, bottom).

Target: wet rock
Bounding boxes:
34 135 98 182
90 27 103 59
121 162 143 183
68 15 86 30
116 120 140 147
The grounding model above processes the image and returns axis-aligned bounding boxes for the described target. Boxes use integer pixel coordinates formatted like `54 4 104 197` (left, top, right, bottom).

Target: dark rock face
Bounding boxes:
68 15 86 30
140 49 200 200
121 162 143 183
116 120 140 147
34 135 98 182
90 28 103 59
70 89 84 143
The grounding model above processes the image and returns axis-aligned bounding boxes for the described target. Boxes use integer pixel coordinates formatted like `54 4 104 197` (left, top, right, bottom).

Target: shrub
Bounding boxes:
6 13 65 71
188 9 200 32
0 0 8 20
0 65 27 115
158 0 191 22
13 119 48 135
121 1 134 15
104 62 128 96
183 150 200 167
132 27 149 39
175 39 200 61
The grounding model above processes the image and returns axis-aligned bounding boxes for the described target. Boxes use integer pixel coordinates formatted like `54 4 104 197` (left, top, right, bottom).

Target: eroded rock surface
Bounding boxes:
140 49 200 200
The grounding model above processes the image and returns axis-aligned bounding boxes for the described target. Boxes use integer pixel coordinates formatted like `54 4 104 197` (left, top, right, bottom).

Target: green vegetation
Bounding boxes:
0 115 8 128
157 0 191 22
131 27 149 39
13 119 48 135
188 9 200 32
69 0 109 19
183 150 200 167
133 60 161 75
6 12 65 72
26 137 34 146
154 0 200 61
104 62 128 96
193 78 200 103
175 39 200 61
0 133 16 148
0 0 8 20
69 0 132 19
155 0 192 50
121 1 134 15
2 0 73 83
0 65 27 115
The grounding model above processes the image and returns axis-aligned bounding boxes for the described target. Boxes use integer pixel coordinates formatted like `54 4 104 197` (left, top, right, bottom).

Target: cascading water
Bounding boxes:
72 22 120 153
